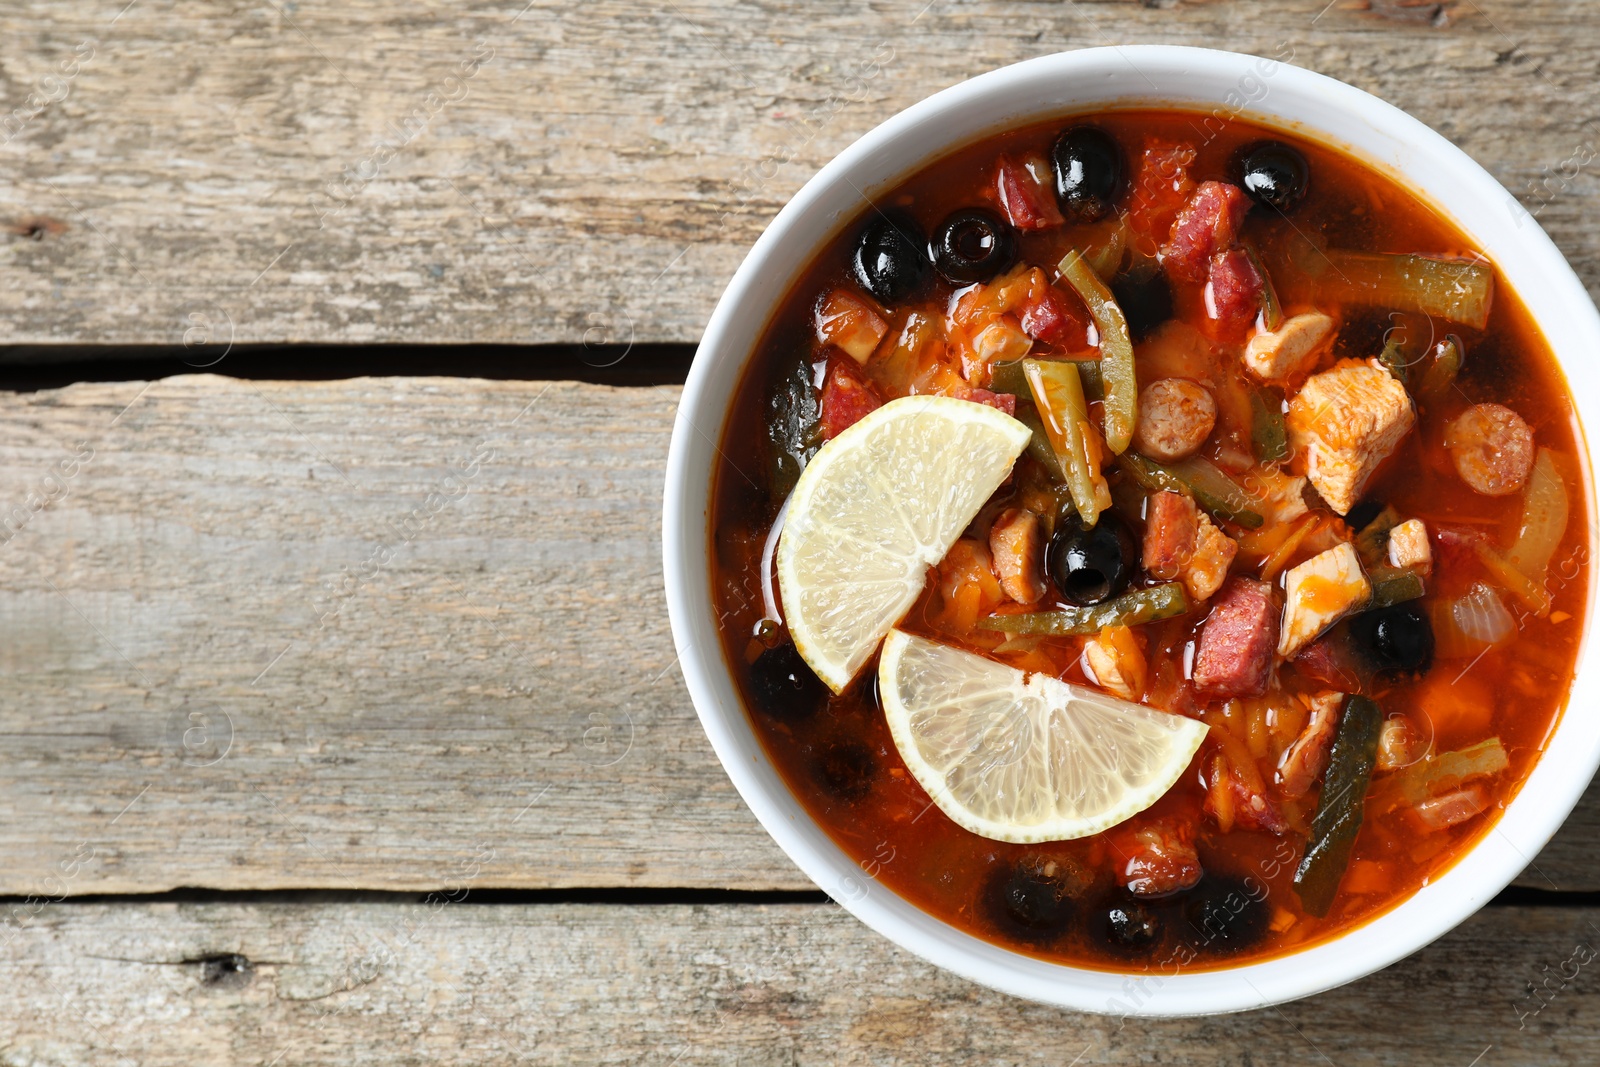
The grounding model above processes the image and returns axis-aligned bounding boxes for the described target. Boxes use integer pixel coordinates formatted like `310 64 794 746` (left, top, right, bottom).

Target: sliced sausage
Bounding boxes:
1445 402 1535 497
1134 378 1217 462
1192 578 1278 698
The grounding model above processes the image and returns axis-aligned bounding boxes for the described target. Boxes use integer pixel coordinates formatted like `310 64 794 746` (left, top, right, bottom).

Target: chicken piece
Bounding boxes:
814 288 889 364
1083 626 1147 702
1109 816 1203 896
1134 378 1217 461
1243 311 1335 382
1386 518 1433 576
1184 513 1238 603
1286 359 1415 515
1376 715 1423 772
1445 402 1535 497
1193 578 1278 697
1279 692 1343 799
1248 466 1310 527
1279 541 1372 659
969 315 1033 368
1143 490 1198 580
988 507 1048 604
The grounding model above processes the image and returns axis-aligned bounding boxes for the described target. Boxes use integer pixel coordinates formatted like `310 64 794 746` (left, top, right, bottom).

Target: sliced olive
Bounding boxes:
811 742 876 802
986 856 1088 942
1050 126 1123 222
1047 512 1134 607
851 211 930 304
1237 140 1309 213
1183 876 1270 955
1109 270 1172 342
931 208 1015 284
748 643 827 720
1350 603 1434 674
1099 898 1163 954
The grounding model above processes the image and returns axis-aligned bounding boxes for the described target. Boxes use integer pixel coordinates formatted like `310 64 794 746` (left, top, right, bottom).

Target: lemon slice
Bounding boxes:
878 630 1209 842
776 395 1031 692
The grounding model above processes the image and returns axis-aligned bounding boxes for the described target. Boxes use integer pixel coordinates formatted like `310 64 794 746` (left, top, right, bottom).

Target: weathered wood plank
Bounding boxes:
0 1 1597 346
3 901 1597 1064
0 374 1594 894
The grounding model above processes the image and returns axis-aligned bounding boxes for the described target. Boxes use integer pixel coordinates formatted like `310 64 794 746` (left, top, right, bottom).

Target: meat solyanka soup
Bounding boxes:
710 109 1588 972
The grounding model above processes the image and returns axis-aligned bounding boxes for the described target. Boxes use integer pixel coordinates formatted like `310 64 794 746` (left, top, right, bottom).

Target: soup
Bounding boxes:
709 110 1588 972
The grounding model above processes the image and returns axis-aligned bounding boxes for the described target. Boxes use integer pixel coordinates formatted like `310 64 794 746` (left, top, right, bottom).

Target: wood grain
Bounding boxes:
0 1 1596 347
3 901 1597 1065
0 373 1594 894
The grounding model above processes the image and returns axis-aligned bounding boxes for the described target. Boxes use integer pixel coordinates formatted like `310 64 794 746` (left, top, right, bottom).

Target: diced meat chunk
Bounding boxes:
1140 491 1236 601
1108 817 1203 897
1278 692 1343 799
993 154 1064 232
1163 181 1252 282
1192 578 1278 697
1376 715 1422 772
1127 140 1197 249
1083 625 1147 702
1183 513 1237 602
814 288 889 364
1278 541 1371 659
1017 284 1087 347
1243 311 1335 382
1143 490 1197 580
1286 359 1415 515
988 507 1047 604
1445 402 1535 497
817 357 883 440
1205 753 1290 834
1205 249 1263 339
1386 518 1433 576
1134 378 1217 461
1293 631 1365 692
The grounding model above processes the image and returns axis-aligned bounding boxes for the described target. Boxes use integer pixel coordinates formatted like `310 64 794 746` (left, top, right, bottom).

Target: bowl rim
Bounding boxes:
662 44 1600 1016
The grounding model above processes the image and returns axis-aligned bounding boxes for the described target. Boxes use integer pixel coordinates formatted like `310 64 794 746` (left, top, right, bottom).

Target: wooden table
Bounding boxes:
2 1 1598 1062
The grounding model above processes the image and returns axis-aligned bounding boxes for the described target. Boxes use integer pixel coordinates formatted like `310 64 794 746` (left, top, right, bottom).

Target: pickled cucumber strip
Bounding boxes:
1121 452 1265 529
978 583 1191 635
1060 249 1136 454
1293 695 1383 918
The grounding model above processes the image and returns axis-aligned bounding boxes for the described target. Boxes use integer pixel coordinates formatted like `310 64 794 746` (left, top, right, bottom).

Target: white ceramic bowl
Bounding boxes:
662 46 1600 1015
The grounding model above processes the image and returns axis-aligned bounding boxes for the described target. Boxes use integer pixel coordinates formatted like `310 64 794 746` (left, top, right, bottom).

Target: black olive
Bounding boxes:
1050 126 1123 222
931 208 1015 285
1047 513 1134 606
1101 898 1164 953
986 856 1087 941
1236 140 1309 213
1350 603 1434 674
1183 876 1269 955
1108 270 1172 342
851 211 930 304
1344 499 1385 534
811 742 876 802
748 643 827 720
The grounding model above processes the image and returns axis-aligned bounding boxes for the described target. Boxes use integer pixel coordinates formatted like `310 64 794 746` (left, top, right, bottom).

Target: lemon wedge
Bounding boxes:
878 630 1209 842
775 395 1031 693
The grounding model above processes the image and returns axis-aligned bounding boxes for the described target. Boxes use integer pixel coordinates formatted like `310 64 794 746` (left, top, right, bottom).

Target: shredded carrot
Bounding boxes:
1260 512 1323 582
1207 753 1236 834
1341 859 1394 896
1474 539 1551 615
